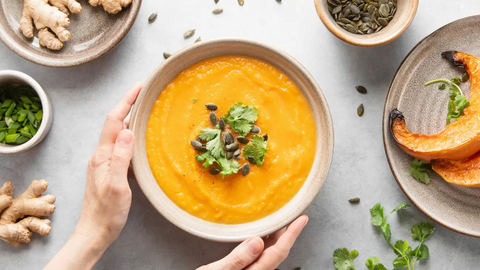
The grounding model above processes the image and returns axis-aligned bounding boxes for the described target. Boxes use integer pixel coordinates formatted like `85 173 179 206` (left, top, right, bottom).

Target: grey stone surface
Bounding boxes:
1 0 479 269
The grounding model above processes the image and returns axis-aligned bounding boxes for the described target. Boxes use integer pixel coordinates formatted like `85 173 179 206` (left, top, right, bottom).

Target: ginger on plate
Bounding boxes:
20 0 82 50
88 0 132 14
0 180 56 247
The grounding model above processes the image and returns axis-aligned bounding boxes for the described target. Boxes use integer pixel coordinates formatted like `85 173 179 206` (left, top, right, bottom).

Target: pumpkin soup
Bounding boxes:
146 56 316 224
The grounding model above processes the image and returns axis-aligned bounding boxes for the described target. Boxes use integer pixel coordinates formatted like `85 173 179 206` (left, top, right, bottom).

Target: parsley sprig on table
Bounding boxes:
334 202 435 270
222 102 258 136
425 77 470 125
407 159 433 185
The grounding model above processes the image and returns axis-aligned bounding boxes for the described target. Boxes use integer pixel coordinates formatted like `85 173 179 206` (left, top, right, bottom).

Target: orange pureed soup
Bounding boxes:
146 56 316 224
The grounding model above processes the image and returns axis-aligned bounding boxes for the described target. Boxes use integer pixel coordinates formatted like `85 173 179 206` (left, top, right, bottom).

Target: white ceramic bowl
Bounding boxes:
0 70 53 154
130 39 334 242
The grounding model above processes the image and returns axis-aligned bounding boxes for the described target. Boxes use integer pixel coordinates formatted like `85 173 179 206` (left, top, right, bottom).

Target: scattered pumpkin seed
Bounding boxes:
237 136 250 144
213 8 223 14
226 142 239 151
241 163 250 176
209 168 220 175
224 132 234 145
263 134 268 141
226 151 234 160
356 85 367 94
234 154 241 160
196 136 202 142
276 0 281 3
190 140 202 148
209 111 218 126
250 125 260 134
349 197 361 204
357 104 364 117
234 148 242 156
196 146 207 152
248 156 256 164
195 37 202 43
148 12 157 23
238 0 244 6
219 118 225 131
163 52 171 59
183 29 195 39
462 72 469 82
214 0 219 3
205 103 218 110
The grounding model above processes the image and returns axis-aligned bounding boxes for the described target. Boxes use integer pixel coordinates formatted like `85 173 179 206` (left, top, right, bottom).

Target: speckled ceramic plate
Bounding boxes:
383 15 480 237
0 0 141 67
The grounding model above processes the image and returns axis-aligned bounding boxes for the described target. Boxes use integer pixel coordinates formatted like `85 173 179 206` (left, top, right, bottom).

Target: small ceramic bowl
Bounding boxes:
314 0 419 47
130 38 334 242
0 70 53 154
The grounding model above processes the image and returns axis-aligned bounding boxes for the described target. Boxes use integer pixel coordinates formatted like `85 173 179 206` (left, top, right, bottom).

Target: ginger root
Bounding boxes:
0 180 56 247
20 0 82 50
89 0 132 14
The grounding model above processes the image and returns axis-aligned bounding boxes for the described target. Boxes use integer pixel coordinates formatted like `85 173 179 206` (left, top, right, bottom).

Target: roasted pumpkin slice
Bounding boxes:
432 152 480 187
390 51 480 162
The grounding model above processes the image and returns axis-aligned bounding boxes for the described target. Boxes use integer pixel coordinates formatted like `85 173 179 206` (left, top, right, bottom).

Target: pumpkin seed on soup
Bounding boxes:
237 136 249 144
241 163 250 176
250 125 260 134
209 111 218 125
328 0 397 35
205 103 218 110
219 118 225 130
209 168 220 175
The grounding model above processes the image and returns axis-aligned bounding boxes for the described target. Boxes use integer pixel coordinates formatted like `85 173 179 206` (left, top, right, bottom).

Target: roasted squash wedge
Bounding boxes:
432 152 480 187
390 51 480 162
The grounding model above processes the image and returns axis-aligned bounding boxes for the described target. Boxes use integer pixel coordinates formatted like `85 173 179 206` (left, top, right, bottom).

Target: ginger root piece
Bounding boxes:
20 0 81 50
89 0 132 14
0 180 56 247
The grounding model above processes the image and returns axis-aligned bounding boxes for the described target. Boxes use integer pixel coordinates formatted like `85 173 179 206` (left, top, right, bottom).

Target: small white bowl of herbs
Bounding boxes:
0 70 53 154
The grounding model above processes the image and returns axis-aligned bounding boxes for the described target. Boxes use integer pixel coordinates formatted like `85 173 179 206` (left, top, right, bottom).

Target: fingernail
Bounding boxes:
246 237 263 255
118 130 133 145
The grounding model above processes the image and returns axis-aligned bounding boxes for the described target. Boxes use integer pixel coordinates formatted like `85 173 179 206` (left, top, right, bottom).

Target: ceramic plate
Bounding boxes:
383 15 480 237
0 0 141 67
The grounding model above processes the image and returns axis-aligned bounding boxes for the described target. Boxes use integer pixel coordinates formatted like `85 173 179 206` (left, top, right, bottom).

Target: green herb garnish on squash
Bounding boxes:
222 102 258 136
243 135 267 167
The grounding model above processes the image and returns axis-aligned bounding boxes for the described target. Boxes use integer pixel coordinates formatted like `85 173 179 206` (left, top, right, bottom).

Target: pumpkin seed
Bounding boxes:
349 197 361 204
462 72 469 82
214 0 219 3
263 133 268 141
238 0 244 6
183 29 195 39
237 136 250 144
357 104 364 117
378 17 389 26
234 154 241 160
195 37 201 43
209 111 218 125
350 4 360 14
212 8 223 14
148 12 157 23
234 148 242 156
356 85 367 94
251 125 261 134
196 146 207 152
196 136 202 142
248 156 256 164
224 132 234 145
226 151 233 160
190 140 202 148
345 24 357 34
219 118 225 131
209 168 220 175
332 5 342 14
226 142 239 151
163 52 171 59
241 163 250 176
205 103 218 110
276 0 281 3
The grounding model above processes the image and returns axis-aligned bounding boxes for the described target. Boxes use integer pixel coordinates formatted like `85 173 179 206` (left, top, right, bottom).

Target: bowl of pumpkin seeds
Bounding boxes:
314 0 419 46
0 70 53 154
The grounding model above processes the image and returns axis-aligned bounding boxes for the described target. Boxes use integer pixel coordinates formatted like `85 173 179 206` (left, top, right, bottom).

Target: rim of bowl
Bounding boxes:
314 0 419 47
130 38 334 242
0 0 142 67
0 70 52 154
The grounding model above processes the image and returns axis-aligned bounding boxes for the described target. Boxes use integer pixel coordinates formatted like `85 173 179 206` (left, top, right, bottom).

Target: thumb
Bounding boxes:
197 237 264 270
110 129 135 184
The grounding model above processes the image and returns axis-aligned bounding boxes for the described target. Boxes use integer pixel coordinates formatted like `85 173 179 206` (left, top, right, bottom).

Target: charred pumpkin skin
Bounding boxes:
432 152 480 187
390 51 480 162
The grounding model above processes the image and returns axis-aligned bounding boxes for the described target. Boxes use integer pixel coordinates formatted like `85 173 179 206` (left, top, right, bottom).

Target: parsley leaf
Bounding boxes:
242 135 267 166
411 222 435 242
199 128 225 159
438 84 446 90
425 78 470 125
216 158 240 178
365 257 380 270
370 203 384 226
333 248 358 270
407 159 432 184
451 76 462 84
199 128 220 141
222 102 258 136
196 152 216 168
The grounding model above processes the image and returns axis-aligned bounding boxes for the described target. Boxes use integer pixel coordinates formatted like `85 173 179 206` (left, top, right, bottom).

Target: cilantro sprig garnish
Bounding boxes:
407 159 433 185
425 77 470 125
199 128 225 159
242 135 267 167
334 203 435 270
222 102 258 136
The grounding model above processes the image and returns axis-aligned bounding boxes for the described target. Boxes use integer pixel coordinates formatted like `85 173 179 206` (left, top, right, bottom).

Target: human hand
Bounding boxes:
198 215 309 270
75 83 142 246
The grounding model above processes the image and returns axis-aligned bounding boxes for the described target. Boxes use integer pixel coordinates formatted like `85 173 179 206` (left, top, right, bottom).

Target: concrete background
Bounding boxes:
1 0 479 269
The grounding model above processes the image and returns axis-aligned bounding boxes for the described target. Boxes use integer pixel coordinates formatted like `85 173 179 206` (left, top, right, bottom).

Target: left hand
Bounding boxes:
197 215 309 270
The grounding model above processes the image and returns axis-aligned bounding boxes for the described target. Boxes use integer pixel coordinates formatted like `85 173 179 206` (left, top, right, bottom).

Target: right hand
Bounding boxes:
197 215 308 270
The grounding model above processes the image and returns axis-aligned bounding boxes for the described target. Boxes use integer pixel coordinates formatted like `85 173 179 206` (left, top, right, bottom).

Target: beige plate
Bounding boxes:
130 39 334 242
383 16 480 237
0 0 141 67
